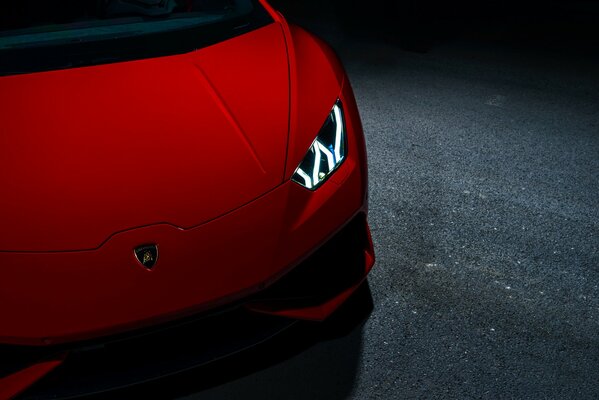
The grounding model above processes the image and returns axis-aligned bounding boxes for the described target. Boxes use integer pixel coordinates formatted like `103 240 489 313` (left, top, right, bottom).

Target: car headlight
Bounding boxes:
291 100 347 190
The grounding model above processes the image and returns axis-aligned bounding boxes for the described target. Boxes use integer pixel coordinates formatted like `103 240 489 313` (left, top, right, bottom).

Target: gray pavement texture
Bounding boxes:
113 5 599 400
342 39 599 399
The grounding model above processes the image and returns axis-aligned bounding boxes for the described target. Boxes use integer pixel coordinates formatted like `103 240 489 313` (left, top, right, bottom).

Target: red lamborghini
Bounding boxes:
0 0 374 398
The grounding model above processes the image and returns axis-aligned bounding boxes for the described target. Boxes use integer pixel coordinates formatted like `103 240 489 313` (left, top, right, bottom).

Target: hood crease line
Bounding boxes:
190 62 267 174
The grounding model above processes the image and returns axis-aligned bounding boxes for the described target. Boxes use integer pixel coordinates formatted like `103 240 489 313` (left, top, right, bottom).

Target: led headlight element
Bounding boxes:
292 101 347 190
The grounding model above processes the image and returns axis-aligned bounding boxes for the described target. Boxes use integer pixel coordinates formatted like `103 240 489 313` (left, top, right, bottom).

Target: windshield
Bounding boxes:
0 0 272 75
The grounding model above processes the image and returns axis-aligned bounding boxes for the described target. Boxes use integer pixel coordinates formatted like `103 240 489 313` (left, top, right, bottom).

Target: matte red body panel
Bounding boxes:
0 0 372 374
0 24 289 252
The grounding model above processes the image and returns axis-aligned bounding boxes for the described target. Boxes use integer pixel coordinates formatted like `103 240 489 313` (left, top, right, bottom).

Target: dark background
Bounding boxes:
99 1 599 398
271 0 599 53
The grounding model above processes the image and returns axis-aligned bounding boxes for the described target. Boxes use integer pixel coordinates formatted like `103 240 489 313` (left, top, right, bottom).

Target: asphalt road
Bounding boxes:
108 4 599 399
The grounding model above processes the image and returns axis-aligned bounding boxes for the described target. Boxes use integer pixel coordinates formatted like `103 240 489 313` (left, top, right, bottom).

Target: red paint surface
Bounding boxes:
0 24 289 252
0 0 373 350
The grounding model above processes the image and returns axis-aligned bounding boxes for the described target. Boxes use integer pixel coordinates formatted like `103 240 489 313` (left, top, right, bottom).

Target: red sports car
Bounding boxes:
0 0 374 397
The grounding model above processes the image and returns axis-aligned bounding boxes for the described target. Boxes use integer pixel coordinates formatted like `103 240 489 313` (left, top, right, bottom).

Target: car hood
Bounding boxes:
0 24 289 252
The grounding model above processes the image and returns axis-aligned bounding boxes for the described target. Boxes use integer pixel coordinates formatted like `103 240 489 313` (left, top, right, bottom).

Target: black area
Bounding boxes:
82 283 373 400
20 310 295 399
270 0 599 53
19 282 373 400
253 213 370 308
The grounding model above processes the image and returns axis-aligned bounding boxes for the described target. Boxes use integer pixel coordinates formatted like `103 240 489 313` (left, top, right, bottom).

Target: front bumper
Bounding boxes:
1 213 374 399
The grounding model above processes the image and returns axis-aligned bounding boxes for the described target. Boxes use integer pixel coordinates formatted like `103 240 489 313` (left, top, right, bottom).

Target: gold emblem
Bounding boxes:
134 245 158 269
142 251 153 265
